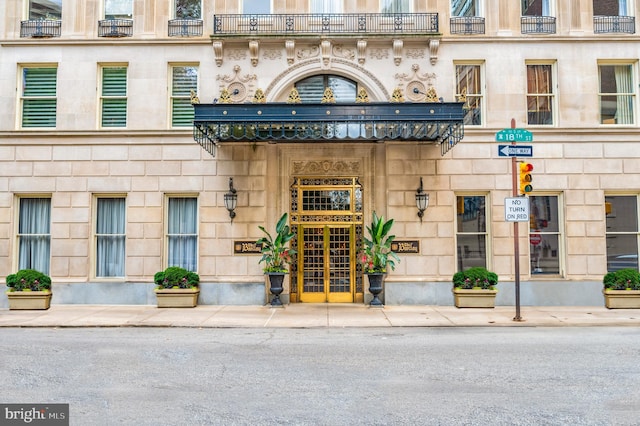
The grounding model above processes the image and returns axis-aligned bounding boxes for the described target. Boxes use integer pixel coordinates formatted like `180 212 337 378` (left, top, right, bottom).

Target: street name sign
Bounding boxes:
504 197 530 222
498 145 533 157
495 128 533 142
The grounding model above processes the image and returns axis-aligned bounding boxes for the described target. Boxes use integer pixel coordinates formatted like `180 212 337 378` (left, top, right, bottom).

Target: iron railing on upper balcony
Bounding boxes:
521 16 556 34
593 15 636 34
98 19 133 37
20 19 62 38
168 19 203 37
213 13 439 36
450 17 485 35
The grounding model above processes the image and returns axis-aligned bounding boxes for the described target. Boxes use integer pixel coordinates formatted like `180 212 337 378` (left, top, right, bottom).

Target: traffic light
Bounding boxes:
519 162 533 195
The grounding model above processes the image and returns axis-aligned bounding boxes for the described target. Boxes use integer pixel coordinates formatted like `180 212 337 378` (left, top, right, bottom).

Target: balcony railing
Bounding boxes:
20 19 62 38
450 17 485 35
594 15 636 34
521 16 556 34
213 13 439 36
98 19 133 37
168 19 203 37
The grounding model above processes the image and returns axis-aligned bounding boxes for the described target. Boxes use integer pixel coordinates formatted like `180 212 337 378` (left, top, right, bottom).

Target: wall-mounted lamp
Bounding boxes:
416 177 429 222
224 177 237 222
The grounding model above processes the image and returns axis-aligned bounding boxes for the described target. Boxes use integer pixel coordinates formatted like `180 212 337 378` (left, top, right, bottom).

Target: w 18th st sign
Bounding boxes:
504 197 530 222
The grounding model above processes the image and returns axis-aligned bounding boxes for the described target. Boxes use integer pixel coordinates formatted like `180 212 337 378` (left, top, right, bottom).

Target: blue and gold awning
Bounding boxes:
193 102 465 157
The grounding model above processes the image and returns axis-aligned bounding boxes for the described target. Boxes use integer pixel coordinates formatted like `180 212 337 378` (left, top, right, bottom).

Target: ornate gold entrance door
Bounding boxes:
289 177 364 303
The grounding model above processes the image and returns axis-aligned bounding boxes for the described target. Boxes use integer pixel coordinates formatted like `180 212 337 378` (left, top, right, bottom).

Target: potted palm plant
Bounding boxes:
452 267 499 308
602 268 640 309
359 211 400 306
256 213 296 306
153 266 200 307
5 269 52 310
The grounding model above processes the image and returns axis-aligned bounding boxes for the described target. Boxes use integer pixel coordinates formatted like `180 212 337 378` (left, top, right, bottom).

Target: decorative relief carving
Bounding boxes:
429 39 440 65
227 49 247 61
263 49 282 61
369 48 389 60
392 39 403 66
285 40 295 65
321 39 331 67
216 65 257 103
296 46 320 60
292 160 361 175
213 41 223 67
394 64 437 102
357 39 367 65
249 40 259 67
406 49 425 59
332 44 356 61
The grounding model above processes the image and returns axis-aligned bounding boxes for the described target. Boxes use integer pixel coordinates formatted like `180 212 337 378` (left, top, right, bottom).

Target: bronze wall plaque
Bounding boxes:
234 241 262 254
391 240 420 254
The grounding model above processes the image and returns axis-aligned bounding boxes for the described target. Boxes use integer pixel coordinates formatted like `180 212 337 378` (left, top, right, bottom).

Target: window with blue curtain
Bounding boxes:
101 66 127 128
96 198 126 278
18 198 51 274
168 197 198 271
22 67 57 128
171 66 198 127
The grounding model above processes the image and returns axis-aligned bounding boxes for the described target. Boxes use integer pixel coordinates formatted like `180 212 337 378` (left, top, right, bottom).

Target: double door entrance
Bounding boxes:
290 177 364 303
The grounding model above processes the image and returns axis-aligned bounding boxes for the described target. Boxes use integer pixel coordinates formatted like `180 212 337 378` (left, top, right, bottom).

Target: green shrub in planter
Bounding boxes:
603 268 640 290
6 269 52 292
154 267 199 289
452 267 498 290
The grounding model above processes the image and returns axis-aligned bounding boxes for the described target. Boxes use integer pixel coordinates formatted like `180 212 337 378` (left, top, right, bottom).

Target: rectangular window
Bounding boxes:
104 0 133 19
526 64 554 125
96 198 126 278
29 0 62 19
452 0 480 17
167 197 198 272
456 195 487 270
242 0 270 14
101 66 127 128
310 0 343 13
594 0 630 16
175 0 201 19
380 0 410 13
605 195 639 271
529 195 561 275
522 0 551 16
455 64 483 125
599 64 635 125
18 198 51 274
21 67 57 128
171 66 198 127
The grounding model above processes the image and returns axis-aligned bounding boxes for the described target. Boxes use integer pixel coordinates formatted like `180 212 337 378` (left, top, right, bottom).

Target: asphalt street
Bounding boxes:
1 327 639 426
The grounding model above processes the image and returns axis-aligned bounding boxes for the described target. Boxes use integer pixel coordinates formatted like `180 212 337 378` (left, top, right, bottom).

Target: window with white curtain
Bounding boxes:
18 198 51 274
599 64 635 125
526 64 554 125
380 0 410 13
171 65 198 127
96 198 126 278
310 0 343 13
104 0 133 19
167 197 198 272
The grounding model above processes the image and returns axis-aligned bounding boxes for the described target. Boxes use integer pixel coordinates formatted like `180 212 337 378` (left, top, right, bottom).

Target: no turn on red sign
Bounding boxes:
504 197 530 222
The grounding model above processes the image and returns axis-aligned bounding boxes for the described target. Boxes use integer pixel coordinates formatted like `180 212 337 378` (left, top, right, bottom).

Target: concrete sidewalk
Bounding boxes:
1 304 639 328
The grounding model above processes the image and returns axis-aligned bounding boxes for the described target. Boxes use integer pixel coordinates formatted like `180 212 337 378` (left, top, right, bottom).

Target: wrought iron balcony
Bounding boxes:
594 16 636 34
98 19 133 37
20 19 62 38
168 19 203 37
450 17 485 35
193 102 465 158
521 16 556 34
213 13 439 36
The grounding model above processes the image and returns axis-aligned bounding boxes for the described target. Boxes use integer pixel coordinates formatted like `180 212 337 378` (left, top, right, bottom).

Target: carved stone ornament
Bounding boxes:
292 160 361 175
216 65 257 103
393 39 403 66
249 40 259 67
357 39 367 65
213 41 223 67
285 40 295 65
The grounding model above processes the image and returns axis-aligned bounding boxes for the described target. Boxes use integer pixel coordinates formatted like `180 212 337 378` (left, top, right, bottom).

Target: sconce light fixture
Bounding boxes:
224 177 237 222
416 177 429 222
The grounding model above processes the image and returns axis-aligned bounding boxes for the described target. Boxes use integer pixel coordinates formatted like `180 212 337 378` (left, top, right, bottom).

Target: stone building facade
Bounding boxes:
0 0 639 307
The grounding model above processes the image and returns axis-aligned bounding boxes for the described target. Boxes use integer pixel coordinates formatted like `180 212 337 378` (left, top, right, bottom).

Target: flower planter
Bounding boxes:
366 273 385 306
603 289 640 309
154 288 199 308
267 273 285 306
452 288 497 308
6 290 52 310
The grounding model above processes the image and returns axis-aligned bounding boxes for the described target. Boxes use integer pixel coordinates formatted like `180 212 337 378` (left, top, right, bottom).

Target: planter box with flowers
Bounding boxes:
5 269 52 310
257 213 296 306
359 212 400 306
452 267 498 308
153 266 200 308
602 268 640 309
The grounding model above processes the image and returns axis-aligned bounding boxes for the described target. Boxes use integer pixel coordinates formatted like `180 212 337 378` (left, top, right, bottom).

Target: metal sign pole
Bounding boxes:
510 118 523 321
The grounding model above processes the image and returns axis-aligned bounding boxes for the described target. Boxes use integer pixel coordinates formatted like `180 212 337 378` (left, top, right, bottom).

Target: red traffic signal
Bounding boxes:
519 163 533 195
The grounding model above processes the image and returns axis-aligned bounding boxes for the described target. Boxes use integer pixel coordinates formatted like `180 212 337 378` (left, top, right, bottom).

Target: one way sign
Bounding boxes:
498 145 533 157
